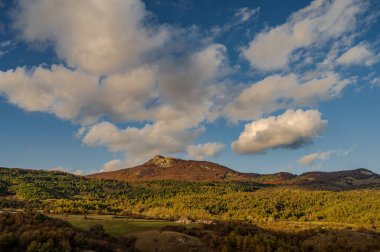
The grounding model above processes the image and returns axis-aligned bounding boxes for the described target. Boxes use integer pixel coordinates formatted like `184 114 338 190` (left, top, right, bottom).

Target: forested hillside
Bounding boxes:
1 167 380 226
86 156 380 191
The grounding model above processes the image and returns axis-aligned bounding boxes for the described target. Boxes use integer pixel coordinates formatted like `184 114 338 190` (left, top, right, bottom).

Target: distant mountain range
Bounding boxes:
87 155 380 190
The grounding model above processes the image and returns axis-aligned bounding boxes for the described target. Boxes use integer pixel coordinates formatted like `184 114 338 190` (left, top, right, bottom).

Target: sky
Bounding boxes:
0 0 379 175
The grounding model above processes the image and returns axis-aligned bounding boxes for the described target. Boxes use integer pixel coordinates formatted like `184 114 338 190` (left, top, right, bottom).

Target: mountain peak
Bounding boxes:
151 155 165 160
88 156 251 182
146 155 176 168
355 168 375 175
86 156 379 188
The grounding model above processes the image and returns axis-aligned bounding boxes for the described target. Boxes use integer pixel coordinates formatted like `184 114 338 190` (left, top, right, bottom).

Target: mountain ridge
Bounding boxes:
87 155 253 182
2 155 378 190
86 155 380 189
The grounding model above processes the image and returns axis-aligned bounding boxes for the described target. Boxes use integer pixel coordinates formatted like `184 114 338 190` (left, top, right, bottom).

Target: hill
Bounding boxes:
1 163 380 251
253 168 380 190
1 166 380 226
87 155 380 189
87 155 253 181
294 168 380 189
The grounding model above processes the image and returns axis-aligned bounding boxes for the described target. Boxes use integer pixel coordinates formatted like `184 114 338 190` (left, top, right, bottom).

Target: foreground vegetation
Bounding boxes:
1 167 380 227
1 212 379 252
161 222 380 252
0 212 136 251
1 168 380 251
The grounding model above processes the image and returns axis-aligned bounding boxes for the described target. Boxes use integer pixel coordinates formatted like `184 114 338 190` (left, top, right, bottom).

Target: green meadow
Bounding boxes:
48 214 193 236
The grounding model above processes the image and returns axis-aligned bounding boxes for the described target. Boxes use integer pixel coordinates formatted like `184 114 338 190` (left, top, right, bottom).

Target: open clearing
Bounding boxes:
47 214 380 237
48 214 193 236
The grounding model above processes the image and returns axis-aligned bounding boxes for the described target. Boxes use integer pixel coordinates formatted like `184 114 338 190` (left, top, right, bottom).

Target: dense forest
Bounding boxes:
1 167 380 226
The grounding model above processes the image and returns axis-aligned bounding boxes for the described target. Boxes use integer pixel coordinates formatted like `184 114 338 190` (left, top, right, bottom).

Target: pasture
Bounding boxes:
48 214 192 236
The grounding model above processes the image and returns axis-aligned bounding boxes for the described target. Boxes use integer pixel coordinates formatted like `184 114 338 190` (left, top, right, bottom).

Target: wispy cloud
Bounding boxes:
336 43 378 66
297 145 356 166
241 0 368 71
51 166 84 176
0 40 16 57
212 7 260 36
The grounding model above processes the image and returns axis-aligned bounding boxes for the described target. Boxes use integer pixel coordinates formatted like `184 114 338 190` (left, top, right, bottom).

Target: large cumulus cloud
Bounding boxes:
232 109 327 154
225 72 350 122
14 0 169 75
187 143 225 160
0 0 376 171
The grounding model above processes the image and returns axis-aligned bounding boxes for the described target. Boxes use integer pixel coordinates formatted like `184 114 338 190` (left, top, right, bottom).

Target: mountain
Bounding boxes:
293 168 380 189
249 168 380 189
87 155 380 189
87 155 252 181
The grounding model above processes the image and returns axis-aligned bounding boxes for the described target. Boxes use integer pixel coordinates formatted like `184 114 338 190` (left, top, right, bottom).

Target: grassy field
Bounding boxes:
46 213 380 237
48 214 192 237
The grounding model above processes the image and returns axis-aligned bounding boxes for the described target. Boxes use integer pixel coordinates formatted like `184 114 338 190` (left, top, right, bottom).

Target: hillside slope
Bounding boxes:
1 166 380 225
87 155 380 189
87 155 253 181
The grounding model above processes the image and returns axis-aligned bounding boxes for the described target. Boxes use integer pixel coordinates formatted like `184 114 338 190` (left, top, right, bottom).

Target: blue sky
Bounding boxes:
0 0 379 175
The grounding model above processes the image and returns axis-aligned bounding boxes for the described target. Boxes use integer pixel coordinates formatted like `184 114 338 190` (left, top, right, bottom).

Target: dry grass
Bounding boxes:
132 230 206 252
48 214 194 237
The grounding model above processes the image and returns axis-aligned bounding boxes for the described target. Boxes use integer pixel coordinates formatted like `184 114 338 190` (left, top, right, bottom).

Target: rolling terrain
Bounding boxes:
87 155 253 182
1 162 380 251
3 212 380 251
87 155 380 190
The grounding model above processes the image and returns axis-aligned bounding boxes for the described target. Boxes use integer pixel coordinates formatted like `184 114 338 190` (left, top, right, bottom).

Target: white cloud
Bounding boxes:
242 0 366 71
235 7 259 22
225 72 351 122
212 7 259 36
51 166 64 172
0 38 228 166
51 166 84 175
75 127 86 138
157 43 228 124
297 145 355 166
371 77 380 87
0 65 98 122
336 43 377 66
14 0 169 75
72 169 84 176
83 121 204 167
297 151 331 166
232 109 327 154
0 43 227 123
80 44 228 167
101 159 124 172
187 142 225 160
0 65 158 124
0 40 16 57
0 0 373 171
